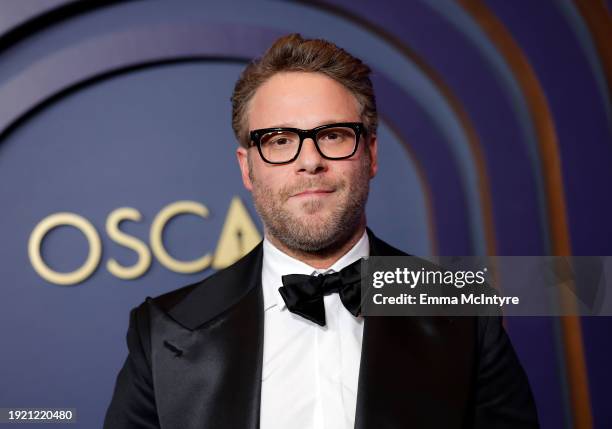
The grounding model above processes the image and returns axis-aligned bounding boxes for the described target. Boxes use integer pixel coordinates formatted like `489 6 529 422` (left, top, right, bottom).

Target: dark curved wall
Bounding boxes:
0 1 610 428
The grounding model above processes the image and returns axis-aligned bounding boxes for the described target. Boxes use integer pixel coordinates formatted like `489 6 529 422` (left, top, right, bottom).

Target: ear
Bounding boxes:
236 146 253 191
367 134 378 179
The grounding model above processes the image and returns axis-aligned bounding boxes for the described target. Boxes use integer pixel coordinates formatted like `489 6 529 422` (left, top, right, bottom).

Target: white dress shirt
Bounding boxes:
259 230 369 429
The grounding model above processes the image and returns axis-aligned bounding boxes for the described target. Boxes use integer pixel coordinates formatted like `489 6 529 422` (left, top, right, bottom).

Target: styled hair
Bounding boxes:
231 33 378 147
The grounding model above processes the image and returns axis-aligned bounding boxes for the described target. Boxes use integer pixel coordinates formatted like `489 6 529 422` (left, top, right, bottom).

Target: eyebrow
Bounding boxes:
266 119 356 129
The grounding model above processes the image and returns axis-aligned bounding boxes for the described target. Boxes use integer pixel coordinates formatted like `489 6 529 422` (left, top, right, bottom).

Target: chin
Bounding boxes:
294 210 332 224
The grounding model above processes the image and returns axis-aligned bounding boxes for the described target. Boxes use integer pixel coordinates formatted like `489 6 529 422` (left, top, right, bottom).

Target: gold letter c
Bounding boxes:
150 201 211 273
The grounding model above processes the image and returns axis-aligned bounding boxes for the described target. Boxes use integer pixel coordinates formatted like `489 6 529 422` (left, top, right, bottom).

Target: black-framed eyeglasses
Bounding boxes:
249 122 365 164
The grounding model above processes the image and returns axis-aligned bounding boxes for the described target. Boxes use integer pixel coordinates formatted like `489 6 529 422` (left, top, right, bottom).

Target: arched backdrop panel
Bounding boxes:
0 1 610 428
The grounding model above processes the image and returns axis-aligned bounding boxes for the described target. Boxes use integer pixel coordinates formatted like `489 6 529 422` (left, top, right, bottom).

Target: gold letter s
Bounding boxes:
106 207 152 279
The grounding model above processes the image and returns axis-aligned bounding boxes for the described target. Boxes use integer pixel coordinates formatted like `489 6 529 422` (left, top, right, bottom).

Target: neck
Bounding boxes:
265 217 367 270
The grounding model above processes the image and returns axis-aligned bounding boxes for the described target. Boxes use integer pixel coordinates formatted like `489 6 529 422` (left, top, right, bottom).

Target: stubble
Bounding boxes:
248 154 371 255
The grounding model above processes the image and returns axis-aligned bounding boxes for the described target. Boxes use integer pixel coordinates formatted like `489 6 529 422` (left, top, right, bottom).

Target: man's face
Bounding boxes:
236 72 378 253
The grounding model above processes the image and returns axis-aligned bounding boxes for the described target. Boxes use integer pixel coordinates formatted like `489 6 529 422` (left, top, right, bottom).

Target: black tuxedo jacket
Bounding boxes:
104 228 539 428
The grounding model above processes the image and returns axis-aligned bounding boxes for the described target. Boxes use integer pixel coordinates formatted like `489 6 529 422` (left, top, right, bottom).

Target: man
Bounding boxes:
104 34 538 428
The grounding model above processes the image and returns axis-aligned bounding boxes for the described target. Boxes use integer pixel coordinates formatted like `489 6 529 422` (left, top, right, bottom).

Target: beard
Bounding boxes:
248 154 371 254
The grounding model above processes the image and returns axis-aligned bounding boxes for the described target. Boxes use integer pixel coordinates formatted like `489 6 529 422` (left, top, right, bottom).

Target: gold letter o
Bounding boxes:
28 213 102 285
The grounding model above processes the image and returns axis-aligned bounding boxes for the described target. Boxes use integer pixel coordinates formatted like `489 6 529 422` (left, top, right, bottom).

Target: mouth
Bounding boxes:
291 189 335 198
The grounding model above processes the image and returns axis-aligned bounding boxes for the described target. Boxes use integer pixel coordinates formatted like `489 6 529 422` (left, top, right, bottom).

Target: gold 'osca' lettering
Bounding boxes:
27 197 261 285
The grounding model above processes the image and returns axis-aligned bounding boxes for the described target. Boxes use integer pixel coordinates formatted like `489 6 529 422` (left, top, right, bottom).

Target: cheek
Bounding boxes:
342 164 370 192
341 162 366 182
248 157 268 184
251 166 286 193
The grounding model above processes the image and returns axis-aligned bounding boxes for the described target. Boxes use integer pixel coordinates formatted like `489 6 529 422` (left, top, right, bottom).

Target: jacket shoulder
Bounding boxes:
144 242 263 327
367 227 409 257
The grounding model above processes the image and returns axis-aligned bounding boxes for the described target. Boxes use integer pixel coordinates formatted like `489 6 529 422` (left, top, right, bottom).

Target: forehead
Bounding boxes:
247 72 361 130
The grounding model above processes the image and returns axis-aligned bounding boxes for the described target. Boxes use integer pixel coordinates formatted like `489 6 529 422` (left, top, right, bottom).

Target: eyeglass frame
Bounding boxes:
248 122 366 165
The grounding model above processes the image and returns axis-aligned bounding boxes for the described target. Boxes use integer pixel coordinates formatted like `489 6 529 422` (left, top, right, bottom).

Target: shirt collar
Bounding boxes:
262 229 370 311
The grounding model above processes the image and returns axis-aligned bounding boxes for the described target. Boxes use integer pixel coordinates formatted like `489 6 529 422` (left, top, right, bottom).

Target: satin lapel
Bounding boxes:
355 229 476 428
148 244 264 429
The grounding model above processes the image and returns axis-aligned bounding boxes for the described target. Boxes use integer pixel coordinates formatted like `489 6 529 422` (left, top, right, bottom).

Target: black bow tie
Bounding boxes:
278 258 364 326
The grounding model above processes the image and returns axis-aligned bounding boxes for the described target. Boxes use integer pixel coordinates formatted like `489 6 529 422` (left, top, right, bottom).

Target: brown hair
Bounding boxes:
231 33 378 147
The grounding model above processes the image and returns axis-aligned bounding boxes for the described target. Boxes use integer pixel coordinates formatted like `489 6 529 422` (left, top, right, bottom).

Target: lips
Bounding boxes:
292 189 334 197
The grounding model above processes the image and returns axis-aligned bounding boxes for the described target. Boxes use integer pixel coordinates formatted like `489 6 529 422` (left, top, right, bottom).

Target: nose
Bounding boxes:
294 138 327 174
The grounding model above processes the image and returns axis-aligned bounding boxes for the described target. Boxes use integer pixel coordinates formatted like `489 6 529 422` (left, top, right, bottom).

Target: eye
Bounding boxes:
318 128 353 143
271 137 289 146
260 131 299 148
